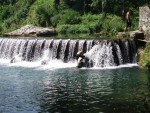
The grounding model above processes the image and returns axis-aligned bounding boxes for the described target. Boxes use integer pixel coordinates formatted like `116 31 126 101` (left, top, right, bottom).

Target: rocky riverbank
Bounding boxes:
4 25 57 37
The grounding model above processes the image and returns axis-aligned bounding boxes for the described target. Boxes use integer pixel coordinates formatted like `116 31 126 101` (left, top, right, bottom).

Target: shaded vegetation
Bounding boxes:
139 43 150 69
0 0 150 35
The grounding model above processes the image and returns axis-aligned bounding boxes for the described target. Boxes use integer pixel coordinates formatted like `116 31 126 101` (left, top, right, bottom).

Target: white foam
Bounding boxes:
82 63 139 70
0 58 77 69
0 58 138 70
8 61 41 68
38 60 77 70
0 59 10 64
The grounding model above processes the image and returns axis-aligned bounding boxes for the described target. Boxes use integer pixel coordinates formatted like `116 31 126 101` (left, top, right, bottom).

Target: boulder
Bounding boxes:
4 24 57 37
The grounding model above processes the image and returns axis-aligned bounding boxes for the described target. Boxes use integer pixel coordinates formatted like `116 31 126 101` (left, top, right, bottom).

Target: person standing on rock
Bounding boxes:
124 9 132 32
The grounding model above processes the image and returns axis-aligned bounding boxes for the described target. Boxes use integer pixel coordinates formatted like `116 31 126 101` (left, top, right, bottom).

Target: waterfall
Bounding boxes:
0 38 137 67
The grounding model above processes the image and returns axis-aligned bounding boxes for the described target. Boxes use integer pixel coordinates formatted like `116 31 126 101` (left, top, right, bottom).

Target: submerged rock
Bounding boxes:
4 24 57 37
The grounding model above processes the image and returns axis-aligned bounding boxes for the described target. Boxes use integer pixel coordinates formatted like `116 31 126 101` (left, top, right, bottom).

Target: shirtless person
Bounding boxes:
124 10 132 32
76 50 85 68
76 50 89 68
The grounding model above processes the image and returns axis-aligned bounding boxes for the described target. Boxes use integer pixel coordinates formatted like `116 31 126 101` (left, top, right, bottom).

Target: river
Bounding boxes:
0 64 150 113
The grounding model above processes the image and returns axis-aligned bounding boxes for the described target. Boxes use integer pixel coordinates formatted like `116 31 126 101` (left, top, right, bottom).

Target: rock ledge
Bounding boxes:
4 25 57 37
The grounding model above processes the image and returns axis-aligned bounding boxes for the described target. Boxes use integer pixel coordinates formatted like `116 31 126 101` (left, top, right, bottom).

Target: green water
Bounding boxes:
0 65 150 113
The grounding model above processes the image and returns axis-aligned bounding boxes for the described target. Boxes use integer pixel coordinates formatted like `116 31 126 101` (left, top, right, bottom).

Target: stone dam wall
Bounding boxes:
139 6 150 38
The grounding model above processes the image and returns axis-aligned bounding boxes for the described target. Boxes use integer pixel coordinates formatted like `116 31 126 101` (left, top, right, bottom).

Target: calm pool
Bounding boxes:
0 65 150 113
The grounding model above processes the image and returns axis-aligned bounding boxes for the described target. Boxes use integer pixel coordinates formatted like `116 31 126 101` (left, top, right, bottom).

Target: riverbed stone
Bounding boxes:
4 24 57 37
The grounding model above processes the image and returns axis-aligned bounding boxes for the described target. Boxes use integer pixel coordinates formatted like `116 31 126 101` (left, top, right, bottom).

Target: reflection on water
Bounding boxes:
0 66 150 113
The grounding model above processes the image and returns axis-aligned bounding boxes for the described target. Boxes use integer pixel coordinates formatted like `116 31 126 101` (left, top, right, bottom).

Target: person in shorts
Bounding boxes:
124 9 132 32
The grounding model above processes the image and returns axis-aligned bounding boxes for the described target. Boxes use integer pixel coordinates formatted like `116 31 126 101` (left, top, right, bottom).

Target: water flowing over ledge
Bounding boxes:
0 38 138 69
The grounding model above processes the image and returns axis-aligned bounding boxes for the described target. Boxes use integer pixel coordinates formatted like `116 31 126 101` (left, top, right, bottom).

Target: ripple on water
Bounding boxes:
0 66 149 113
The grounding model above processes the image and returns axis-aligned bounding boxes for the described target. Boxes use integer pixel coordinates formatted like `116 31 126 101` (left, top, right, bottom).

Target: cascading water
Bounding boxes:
0 38 137 68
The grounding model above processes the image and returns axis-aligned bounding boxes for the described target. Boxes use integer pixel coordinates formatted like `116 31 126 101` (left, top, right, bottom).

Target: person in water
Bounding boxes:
76 50 89 68
124 9 132 32
76 50 85 68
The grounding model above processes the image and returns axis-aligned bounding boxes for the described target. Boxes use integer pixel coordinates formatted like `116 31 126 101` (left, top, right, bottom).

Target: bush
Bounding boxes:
144 43 150 68
132 16 139 30
82 14 102 24
51 9 81 26
78 25 90 33
0 0 36 34
139 43 150 69
56 14 103 34
0 5 11 20
57 14 125 35
102 15 125 34
57 25 70 34
82 14 102 33
57 24 90 34
86 21 101 33
0 0 142 36
26 0 56 27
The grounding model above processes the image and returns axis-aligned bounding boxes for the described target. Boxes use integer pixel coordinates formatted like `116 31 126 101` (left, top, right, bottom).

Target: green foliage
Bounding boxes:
57 14 103 34
57 24 90 34
26 0 55 27
102 15 125 34
81 14 102 33
139 43 150 69
82 14 101 24
131 17 139 31
0 0 36 33
57 14 125 35
0 23 2 35
51 9 81 26
54 12 139 35
0 0 149 34
144 43 150 68
0 5 11 20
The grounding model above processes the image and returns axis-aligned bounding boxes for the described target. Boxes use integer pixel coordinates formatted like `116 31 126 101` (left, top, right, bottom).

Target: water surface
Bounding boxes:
0 65 150 113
